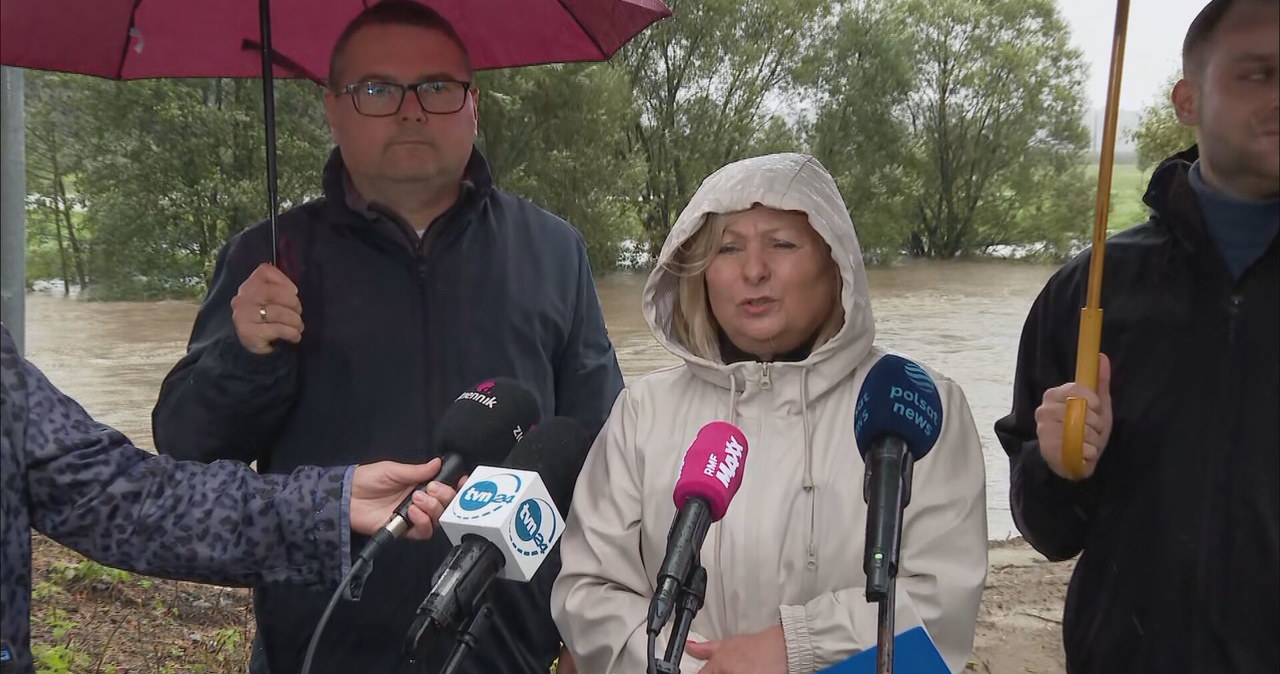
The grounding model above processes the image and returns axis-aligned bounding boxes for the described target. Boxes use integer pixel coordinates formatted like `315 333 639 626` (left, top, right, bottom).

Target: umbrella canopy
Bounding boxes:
1 0 672 81
1 0 671 262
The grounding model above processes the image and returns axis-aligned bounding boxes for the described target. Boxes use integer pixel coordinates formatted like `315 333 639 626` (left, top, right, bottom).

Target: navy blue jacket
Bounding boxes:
152 147 624 674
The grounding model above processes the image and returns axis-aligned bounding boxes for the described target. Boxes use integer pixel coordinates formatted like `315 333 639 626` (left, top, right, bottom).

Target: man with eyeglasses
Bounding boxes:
151 2 623 673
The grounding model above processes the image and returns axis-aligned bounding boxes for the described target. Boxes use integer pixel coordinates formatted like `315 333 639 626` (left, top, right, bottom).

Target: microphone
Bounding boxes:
404 416 592 662
647 421 749 638
854 354 944 602
378 378 538 539
353 378 539 577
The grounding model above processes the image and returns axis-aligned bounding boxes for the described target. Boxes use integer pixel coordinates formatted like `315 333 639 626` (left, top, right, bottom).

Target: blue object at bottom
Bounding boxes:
818 626 949 674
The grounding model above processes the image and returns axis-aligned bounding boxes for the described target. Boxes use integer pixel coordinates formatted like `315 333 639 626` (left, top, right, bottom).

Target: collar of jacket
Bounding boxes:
717 329 817 365
318 145 495 239
1143 145 1214 254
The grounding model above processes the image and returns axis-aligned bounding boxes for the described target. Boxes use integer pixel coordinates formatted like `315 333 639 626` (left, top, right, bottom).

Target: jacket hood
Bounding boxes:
642 152 875 400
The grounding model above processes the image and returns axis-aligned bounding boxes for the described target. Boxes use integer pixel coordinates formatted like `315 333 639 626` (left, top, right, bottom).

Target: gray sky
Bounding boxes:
1057 0 1207 111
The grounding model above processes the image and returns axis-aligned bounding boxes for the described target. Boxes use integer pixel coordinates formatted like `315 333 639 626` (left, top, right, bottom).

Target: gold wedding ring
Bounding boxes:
258 306 268 323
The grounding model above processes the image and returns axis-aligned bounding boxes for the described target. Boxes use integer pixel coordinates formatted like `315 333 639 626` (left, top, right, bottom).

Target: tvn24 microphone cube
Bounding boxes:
438 465 565 582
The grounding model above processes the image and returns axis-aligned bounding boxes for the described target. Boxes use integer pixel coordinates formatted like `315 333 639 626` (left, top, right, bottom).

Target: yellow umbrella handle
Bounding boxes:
1062 307 1103 479
1062 0 1128 481
1062 399 1089 478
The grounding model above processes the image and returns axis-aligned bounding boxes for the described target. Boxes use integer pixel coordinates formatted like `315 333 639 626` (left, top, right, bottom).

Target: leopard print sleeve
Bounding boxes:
8 325 348 590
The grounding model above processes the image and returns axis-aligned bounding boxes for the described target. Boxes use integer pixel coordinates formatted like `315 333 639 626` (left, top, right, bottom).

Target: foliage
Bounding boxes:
618 0 828 255
23 0 1106 297
479 64 644 270
1130 73 1197 171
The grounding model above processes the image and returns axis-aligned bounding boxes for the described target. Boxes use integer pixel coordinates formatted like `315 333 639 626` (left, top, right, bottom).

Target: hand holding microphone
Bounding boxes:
399 478 462 538
361 377 540 564
348 457 453 539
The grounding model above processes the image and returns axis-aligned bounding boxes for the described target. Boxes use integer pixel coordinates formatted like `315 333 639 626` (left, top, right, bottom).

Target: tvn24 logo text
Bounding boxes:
508 498 560 557
455 473 523 520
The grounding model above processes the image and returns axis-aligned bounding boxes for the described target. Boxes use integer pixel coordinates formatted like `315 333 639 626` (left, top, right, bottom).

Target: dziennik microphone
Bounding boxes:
356 378 540 572
647 421 749 637
854 354 944 602
404 416 592 663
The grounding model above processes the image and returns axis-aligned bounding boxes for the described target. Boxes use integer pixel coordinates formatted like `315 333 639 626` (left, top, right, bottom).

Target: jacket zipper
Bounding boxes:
1193 286 1244 665
759 361 819 576
414 230 436 433
1226 293 1242 345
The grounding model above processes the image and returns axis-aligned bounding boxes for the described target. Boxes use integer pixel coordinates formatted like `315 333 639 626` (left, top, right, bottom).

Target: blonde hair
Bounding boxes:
663 210 845 363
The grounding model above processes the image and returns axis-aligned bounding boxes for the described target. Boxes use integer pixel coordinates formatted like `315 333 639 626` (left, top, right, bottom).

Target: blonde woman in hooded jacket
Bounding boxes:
552 153 987 674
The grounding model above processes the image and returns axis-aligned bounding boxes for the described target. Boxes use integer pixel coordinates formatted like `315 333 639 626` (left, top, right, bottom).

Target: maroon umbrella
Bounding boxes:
2 0 672 79
1 0 671 258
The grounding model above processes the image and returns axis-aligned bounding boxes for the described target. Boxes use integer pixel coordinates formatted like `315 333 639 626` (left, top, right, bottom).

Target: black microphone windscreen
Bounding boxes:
434 377 541 471
503 416 592 518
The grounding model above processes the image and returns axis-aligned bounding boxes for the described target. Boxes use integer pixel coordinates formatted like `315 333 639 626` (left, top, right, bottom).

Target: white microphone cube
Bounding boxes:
438 466 565 582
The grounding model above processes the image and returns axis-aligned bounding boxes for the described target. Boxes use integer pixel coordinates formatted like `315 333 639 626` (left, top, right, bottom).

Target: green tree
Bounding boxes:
901 0 1092 258
65 77 330 299
619 0 829 255
24 72 91 293
478 63 644 271
803 0 918 259
1130 73 1196 170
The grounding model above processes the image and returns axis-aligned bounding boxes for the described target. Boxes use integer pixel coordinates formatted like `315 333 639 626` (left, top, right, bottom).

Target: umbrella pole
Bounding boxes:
1063 0 1131 479
258 0 280 265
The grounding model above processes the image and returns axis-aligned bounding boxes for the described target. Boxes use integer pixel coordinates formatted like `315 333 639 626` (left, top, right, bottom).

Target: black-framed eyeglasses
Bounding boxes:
339 80 472 117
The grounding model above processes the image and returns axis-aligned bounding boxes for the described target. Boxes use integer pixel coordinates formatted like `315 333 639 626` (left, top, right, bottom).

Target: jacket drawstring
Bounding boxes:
801 366 814 490
717 371 741 630
801 366 818 567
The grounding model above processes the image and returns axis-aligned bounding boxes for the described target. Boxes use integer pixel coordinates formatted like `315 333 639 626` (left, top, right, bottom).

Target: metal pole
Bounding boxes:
1 66 25 354
258 0 279 265
876 577 896 674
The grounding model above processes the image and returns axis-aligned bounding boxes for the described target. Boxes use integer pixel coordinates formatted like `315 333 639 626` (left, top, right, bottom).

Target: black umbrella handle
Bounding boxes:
257 0 279 266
